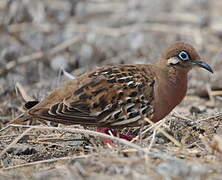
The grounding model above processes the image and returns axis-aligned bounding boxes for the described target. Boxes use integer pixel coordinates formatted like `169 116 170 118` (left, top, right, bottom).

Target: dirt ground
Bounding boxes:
0 0 222 179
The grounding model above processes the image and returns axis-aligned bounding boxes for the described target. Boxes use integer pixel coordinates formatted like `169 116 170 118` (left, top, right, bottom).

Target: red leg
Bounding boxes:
118 133 133 141
96 128 134 145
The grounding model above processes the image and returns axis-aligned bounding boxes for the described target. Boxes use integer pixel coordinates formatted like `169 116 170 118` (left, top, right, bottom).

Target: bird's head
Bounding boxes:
159 42 213 73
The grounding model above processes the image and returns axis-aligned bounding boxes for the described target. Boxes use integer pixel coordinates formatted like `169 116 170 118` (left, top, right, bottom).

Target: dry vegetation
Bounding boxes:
0 0 222 179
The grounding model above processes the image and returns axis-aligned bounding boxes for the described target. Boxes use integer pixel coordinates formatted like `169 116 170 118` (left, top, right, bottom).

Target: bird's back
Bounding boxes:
24 64 156 127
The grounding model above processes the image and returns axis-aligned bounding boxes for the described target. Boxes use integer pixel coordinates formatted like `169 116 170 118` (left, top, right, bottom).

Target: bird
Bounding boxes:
13 42 213 143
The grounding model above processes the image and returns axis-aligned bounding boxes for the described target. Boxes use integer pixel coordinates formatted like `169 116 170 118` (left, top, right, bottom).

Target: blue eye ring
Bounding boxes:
178 50 189 61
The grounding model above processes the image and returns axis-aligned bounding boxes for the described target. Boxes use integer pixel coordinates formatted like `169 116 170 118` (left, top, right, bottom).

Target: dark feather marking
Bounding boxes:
117 79 125 83
126 98 132 103
99 96 108 110
90 81 101 87
138 83 144 89
111 103 118 110
98 103 118 119
125 77 133 82
111 69 120 74
113 111 122 119
92 87 108 96
100 68 112 73
128 83 136 88
92 102 99 108
74 87 85 95
108 75 115 79
30 107 98 125
149 80 155 87
88 72 96 77
129 91 137 97
140 96 145 100
74 81 101 95
117 117 125 121
127 68 135 72
79 93 92 100
141 106 150 114
107 78 116 83
112 96 116 100
118 91 124 97
49 103 60 115
57 103 63 114
24 101 39 109
69 102 90 113
116 74 123 78
135 98 140 103
128 111 140 118
126 104 135 112
123 85 128 90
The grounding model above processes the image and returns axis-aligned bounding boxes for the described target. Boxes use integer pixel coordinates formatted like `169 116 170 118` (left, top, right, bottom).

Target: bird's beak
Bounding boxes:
193 60 213 73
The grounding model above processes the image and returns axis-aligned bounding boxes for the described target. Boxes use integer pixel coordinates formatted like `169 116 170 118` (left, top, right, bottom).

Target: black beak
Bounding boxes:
194 60 213 73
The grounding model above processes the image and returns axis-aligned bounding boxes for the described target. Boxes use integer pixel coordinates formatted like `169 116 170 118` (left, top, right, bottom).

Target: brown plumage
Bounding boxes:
14 42 213 128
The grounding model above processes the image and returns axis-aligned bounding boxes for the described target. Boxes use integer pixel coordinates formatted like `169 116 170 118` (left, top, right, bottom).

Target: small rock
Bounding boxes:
7 144 37 156
190 106 206 115
1 45 20 62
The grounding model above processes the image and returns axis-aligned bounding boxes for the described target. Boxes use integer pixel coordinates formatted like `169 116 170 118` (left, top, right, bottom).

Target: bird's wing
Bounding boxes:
28 65 156 127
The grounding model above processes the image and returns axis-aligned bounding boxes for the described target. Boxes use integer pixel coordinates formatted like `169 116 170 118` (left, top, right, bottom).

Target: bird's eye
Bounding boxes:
178 51 189 61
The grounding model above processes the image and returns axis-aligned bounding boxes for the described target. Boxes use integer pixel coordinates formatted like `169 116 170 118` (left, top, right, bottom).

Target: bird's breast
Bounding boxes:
151 73 188 122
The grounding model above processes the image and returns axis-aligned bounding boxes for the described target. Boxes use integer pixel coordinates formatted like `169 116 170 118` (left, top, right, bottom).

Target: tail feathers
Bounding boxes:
10 113 33 124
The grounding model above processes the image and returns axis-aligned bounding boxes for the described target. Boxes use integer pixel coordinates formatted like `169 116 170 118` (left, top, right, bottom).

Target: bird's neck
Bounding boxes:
152 65 188 122
166 66 188 87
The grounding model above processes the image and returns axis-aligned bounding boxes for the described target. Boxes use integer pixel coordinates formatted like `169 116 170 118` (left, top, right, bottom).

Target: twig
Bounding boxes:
8 124 146 151
206 84 215 103
1 154 90 171
195 113 222 123
210 90 222 96
141 119 165 136
0 52 44 75
0 172 11 178
144 118 182 147
0 127 33 158
130 119 164 142
147 118 167 151
0 125 10 133
15 82 34 102
62 69 75 80
148 129 157 151
47 37 81 55
0 37 81 76
172 111 193 122
7 124 179 160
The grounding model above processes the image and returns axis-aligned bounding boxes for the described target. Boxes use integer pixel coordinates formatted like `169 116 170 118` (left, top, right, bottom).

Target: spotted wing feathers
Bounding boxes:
28 64 156 127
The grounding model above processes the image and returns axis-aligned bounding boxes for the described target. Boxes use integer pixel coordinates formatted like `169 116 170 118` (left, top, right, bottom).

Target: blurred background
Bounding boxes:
0 0 221 124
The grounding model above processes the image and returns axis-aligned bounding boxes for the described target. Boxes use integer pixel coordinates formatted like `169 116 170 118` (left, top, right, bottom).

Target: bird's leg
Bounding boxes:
96 128 115 145
96 128 134 145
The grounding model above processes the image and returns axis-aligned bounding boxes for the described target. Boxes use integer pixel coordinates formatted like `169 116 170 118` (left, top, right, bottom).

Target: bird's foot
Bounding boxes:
96 128 133 146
